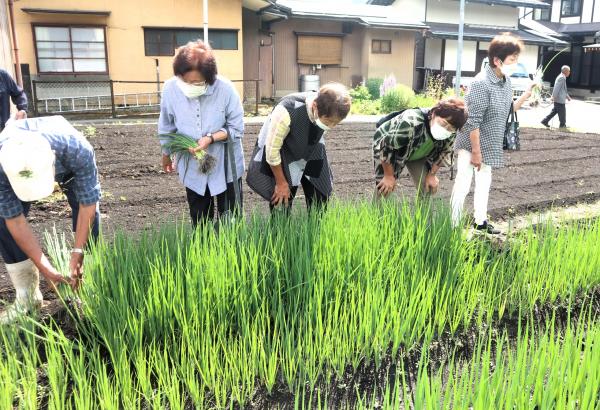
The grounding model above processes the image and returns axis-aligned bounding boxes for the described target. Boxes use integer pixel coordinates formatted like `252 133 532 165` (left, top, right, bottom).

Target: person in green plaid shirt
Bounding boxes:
373 98 467 197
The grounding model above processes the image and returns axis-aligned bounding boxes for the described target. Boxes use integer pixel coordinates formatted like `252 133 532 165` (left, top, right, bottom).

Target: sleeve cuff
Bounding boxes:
0 205 24 220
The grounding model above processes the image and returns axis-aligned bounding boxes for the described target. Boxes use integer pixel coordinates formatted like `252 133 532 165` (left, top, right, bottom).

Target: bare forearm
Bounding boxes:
211 130 228 142
74 203 97 249
469 129 481 153
381 161 395 178
270 164 287 186
429 164 441 175
513 94 529 111
5 215 55 276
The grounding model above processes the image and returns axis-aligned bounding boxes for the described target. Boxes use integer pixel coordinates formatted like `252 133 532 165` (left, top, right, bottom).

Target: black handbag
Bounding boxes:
503 103 520 151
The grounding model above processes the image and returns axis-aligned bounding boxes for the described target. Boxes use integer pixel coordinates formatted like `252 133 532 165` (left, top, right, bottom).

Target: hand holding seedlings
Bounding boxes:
188 136 212 155
377 175 397 196
424 173 439 194
69 252 84 291
271 181 291 206
43 268 72 293
159 133 217 175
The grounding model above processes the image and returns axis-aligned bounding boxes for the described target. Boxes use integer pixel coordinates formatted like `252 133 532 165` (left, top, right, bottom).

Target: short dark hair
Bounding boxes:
315 83 352 120
173 40 218 85
431 97 468 130
488 33 524 67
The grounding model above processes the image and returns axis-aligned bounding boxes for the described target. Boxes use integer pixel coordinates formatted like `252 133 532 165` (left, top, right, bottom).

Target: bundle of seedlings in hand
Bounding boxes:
159 133 217 174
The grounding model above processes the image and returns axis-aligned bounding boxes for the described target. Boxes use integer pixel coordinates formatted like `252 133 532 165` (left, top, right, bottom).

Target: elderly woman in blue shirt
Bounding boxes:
159 40 244 227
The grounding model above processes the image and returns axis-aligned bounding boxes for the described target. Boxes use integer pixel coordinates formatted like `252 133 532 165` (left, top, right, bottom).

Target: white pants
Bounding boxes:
451 149 493 226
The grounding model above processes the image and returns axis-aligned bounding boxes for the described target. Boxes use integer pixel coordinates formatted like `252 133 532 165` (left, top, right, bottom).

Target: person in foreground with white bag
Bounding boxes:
0 116 101 324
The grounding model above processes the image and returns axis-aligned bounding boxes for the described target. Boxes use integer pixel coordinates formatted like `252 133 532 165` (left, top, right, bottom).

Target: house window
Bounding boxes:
534 1 552 21
372 39 392 54
561 0 581 17
143 28 238 56
297 34 343 65
34 26 107 74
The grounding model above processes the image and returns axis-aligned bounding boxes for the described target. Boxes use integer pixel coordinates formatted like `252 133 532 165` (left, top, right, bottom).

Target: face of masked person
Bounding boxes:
313 103 342 132
495 54 519 78
177 78 207 99
429 115 456 141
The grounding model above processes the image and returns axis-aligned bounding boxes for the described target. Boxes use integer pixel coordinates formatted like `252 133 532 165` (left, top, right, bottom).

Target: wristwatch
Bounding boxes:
206 133 214 144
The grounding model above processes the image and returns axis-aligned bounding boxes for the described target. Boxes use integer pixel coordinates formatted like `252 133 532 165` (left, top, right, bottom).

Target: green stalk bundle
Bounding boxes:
159 133 217 175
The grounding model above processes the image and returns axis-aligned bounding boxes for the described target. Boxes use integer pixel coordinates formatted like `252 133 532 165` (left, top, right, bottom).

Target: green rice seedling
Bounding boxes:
1 200 593 408
159 133 217 175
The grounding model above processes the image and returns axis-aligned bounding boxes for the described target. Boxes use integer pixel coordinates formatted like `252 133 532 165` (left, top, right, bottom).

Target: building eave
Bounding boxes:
21 8 111 16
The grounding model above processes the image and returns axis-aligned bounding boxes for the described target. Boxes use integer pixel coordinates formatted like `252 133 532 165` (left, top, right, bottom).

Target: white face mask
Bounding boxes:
500 61 519 77
177 78 207 99
315 117 331 131
430 122 454 141
313 107 331 131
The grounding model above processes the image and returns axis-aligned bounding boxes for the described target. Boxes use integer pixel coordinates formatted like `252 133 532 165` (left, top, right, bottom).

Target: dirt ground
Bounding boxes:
1 122 599 304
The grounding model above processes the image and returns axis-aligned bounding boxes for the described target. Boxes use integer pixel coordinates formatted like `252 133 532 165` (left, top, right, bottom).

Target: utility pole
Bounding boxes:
8 0 22 86
455 0 465 96
203 0 209 44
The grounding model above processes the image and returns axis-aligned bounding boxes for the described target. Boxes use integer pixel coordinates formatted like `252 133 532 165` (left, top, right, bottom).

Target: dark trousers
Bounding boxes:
543 102 566 127
0 174 101 264
186 178 243 228
269 175 329 213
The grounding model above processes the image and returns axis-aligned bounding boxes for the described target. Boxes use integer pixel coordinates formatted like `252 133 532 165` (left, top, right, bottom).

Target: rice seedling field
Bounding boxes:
1 200 599 409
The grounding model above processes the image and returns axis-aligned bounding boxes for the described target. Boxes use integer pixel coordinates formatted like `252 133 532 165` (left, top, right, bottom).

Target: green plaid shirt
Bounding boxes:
372 108 454 180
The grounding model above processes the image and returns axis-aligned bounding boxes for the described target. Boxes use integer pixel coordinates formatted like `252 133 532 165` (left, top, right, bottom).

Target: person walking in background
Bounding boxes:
541 65 571 129
0 69 27 132
451 33 535 235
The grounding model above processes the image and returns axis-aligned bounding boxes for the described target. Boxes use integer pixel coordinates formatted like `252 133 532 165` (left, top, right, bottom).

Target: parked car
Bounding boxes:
453 58 534 97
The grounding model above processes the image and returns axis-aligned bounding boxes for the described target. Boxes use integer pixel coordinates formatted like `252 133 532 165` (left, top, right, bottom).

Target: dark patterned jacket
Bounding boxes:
373 108 454 180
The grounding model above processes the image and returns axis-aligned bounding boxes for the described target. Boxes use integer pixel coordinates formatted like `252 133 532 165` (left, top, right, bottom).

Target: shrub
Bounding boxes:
380 84 415 113
379 74 397 97
350 99 382 115
365 78 383 99
349 84 372 102
411 94 438 108
425 74 447 100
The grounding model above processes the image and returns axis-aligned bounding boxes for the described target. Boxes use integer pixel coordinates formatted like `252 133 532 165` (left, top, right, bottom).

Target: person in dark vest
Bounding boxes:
247 83 351 211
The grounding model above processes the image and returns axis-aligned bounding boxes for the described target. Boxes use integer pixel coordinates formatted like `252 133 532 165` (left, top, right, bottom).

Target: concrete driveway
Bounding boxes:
518 99 600 134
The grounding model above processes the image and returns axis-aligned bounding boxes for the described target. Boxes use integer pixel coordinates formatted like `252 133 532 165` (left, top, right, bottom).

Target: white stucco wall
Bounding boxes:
444 40 477 71
424 38 443 69
390 0 427 22
551 0 562 21
427 0 517 28
582 0 594 22
518 44 540 73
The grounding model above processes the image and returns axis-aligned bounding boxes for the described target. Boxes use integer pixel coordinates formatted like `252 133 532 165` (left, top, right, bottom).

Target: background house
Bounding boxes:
243 0 427 98
520 0 600 98
3 0 246 114
369 0 564 90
